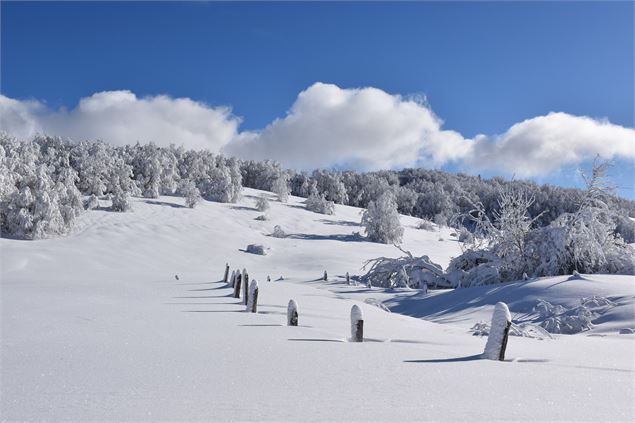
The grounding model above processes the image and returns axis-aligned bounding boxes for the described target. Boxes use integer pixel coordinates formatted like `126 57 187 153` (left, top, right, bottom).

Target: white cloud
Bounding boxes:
467 112 635 177
1 84 633 177
226 82 471 170
0 91 240 150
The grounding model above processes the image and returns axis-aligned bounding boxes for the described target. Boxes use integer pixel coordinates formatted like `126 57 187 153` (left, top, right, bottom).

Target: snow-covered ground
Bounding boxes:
2 189 634 421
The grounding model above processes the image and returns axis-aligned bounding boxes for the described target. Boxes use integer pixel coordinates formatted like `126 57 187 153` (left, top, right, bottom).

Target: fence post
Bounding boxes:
243 268 249 305
223 263 230 283
482 302 512 361
350 305 363 342
287 300 298 326
233 272 242 299
346 272 350 285
247 280 259 313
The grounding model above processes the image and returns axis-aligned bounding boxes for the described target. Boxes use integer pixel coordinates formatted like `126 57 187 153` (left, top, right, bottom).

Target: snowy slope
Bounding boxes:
2 189 634 421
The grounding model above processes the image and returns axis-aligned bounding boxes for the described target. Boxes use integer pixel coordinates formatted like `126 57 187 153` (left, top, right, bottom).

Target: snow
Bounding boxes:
2 188 634 421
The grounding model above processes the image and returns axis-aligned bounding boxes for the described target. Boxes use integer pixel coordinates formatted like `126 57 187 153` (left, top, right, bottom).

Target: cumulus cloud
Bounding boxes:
0 90 240 150
226 82 470 170
1 84 633 177
466 112 635 177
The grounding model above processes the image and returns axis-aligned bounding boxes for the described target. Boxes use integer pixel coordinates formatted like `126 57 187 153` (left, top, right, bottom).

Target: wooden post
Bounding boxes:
350 305 363 342
267 275 271 282
483 302 512 361
229 270 236 288
233 272 242 299
243 268 249 305
246 280 259 313
323 270 328 281
287 299 298 326
346 272 350 285
223 263 230 283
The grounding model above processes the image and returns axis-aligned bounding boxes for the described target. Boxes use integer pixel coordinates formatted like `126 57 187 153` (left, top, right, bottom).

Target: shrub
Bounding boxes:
305 192 335 215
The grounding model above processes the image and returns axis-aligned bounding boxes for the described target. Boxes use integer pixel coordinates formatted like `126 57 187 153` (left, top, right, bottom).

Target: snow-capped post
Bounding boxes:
229 270 235 287
287 300 298 326
483 302 512 361
522 272 529 281
350 305 364 342
346 272 350 285
243 268 249 305
223 263 230 283
233 272 242 299
323 270 328 281
366 279 371 289
247 280 259 313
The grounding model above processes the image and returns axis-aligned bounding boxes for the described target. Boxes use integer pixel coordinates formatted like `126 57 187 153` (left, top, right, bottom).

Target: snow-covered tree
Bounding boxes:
305 192 335 215
84 194 100 210
199 160 241 203
272 225 286 238
111 186 132 212
272 173 290 203
177 179 201 208
361 192 404 244
255 195 270 212
313 169 348 204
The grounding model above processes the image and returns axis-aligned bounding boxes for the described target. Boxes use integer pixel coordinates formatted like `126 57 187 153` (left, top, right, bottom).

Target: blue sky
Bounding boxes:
1 1 634 197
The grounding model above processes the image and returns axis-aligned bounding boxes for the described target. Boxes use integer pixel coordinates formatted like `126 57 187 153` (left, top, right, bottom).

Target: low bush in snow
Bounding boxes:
177 179 201 208
271 225 286 238
111 188 132 212
305 193 335 215
84 194 100 210
361 247 447 289
255 195 270 212
246 244 266 255
417 219 434 231
533 296 616 334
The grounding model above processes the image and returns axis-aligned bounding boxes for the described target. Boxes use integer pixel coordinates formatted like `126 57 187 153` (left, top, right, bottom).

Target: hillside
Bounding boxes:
2 189 634 421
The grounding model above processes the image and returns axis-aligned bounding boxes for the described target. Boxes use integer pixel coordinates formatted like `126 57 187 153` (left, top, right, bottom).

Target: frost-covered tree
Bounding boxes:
313 169 348 204
255 195 270 212
111 186 132 212
130 143 162 198
272 173 290 203
177 179 201 209
361 192 404 244
272 225 286 238
305 192 335 215
84 194 100 210
199 159 241 203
